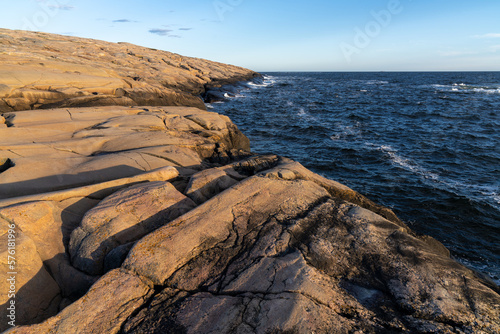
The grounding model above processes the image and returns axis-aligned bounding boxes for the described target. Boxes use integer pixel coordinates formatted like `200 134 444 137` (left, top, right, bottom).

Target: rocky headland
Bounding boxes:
0 29 499 334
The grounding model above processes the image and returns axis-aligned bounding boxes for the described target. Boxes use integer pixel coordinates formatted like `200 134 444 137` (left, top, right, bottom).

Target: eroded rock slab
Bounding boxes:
0 28 259 112
6 269 154 334
0 106 250 199
5 157 500 333
0 220 61 332
69 181 196 276
0 167 180 330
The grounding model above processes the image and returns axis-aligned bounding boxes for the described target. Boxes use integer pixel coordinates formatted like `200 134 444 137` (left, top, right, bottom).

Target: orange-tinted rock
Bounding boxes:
0 28 259 112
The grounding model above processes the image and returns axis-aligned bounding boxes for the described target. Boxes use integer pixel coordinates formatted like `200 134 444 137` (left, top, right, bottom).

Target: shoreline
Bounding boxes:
1 29 499 333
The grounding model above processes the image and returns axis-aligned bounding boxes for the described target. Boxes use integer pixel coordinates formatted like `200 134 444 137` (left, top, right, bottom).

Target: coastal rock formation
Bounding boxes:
0 29 499 333
0 28 259 112
0 105 250 199
3 155 500 334
69 181 196 276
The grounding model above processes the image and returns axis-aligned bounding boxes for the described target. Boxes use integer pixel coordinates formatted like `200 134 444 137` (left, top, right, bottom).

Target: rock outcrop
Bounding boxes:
1 29 499 333
0 28 259 112
3 155 500 334
0 105 250 199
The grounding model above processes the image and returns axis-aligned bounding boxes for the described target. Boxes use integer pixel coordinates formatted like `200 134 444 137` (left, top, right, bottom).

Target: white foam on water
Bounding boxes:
247 81 266 88
444 181 500 210
368 143 500 210
472 88 500 94
456 258 500 285
246 75 278 88
330 123 362 140
297 107 307 116
368 144 440 181
429 83 500 95
365 80 389 85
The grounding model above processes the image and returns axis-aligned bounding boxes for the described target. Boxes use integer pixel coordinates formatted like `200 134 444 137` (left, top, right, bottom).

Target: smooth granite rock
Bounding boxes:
0 106 250 199
0 221 61 332
14 157 498 333
4 157 500 334
69 181 196 276
0 167 180 330
0 28 259 112
6 269 153 334
1 29 499 334
184 168 239 204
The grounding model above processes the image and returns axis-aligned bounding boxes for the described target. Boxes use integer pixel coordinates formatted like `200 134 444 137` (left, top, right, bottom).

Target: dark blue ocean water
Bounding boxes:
207 72 500 284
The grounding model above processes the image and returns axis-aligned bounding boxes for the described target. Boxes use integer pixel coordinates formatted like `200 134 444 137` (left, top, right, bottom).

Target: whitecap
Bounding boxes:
368 144 440 180
247 75 278 88
430 83 500 95
472 88 500 94
297 107 307 116
365 80 389 85
331 124 362 140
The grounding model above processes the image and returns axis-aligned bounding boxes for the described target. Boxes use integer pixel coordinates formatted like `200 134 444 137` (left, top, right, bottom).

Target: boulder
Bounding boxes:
69 181 197 276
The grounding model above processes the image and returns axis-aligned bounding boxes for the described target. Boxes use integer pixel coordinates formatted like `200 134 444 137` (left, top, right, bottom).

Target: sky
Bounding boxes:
1 0 500 72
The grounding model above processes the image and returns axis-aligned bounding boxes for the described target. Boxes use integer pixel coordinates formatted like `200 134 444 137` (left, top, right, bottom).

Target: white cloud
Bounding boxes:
473 33 500 39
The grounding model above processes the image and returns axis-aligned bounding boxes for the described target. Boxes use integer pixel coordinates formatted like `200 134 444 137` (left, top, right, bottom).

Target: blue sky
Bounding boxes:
1 0 500 71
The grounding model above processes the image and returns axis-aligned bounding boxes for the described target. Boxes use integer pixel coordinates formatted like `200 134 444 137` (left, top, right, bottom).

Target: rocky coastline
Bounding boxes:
0 29 499 333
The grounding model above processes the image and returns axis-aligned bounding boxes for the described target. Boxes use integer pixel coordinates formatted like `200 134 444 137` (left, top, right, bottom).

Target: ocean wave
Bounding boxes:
330 123 362 140
367 144 440 180
365 80 389 85
367 143 500 210
246 75 278 88
443 180 500 210
295 107 320 122
456 258 500 285
297 107 307 116
429 83 500 94
223 93 246 99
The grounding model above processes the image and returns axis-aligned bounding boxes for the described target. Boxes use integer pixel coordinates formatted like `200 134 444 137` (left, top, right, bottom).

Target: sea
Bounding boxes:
206 72 500 285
